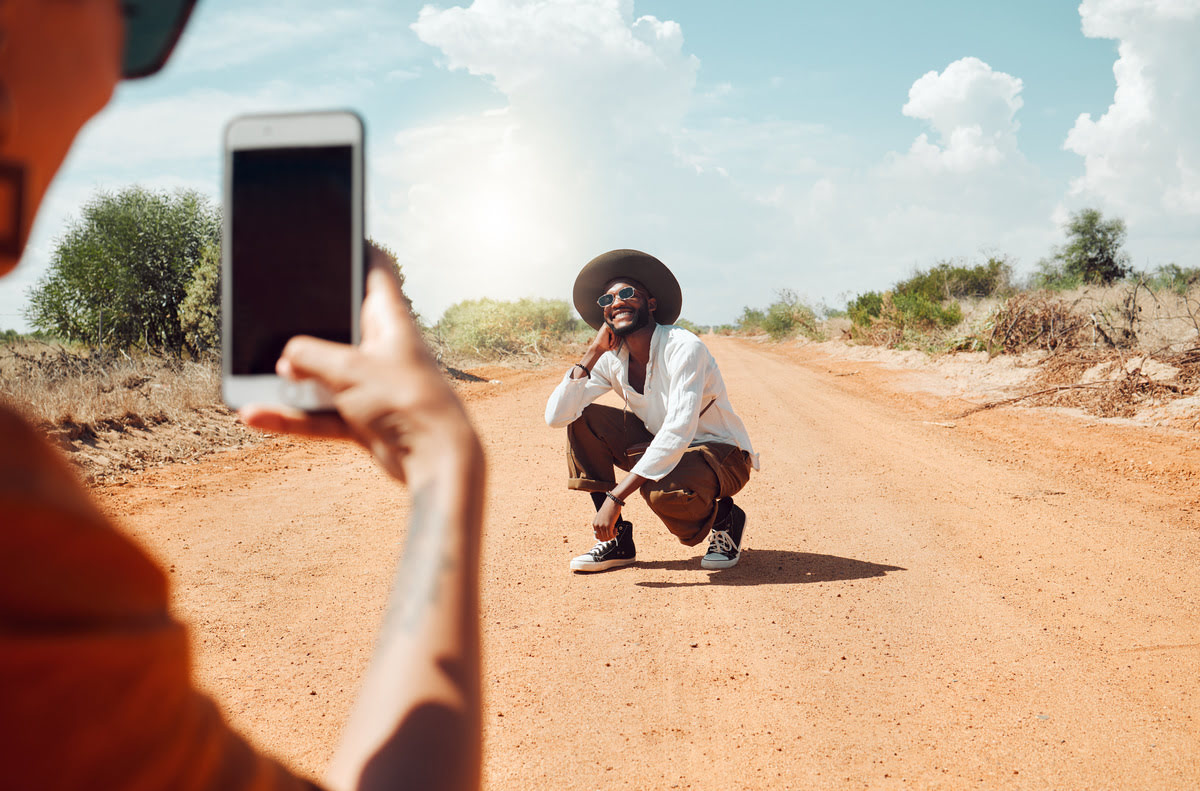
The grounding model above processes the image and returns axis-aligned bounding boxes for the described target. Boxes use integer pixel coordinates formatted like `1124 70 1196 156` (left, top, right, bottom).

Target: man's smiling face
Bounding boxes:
602 278 656 337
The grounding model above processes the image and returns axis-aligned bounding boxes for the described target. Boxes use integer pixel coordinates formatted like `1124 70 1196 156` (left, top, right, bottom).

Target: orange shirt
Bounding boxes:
0 404 323 790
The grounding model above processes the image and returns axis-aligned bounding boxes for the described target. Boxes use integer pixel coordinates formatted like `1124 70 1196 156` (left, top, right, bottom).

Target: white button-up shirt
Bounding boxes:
545 324 759 481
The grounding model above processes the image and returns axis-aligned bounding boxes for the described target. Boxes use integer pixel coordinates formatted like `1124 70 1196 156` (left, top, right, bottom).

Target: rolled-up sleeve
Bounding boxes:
545 360 614 428
629 343 707 481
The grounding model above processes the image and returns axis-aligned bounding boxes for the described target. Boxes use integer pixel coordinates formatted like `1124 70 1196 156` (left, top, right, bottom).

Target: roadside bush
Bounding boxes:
761 290 821 341
736 306 767 334
736 291 822 341
891 292 963 328
1141 263 1200 296
437 298 584 359
894 256 1013 302
178 242 220 356
1029 258 1085 291
846 259 1007 348
847 291 883 328
1 329 60 345
848 288 963 346
851 291 965 349
675 317 703 335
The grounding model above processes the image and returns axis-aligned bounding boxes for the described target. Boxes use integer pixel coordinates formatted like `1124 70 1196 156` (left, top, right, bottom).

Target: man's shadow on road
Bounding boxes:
634 549 905 588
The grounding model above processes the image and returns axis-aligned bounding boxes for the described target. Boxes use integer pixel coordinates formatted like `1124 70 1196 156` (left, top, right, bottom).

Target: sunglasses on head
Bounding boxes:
121 0 199 79
597 286 641 308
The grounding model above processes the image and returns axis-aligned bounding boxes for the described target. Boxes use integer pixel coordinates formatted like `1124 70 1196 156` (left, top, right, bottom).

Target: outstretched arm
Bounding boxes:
241 248 485 791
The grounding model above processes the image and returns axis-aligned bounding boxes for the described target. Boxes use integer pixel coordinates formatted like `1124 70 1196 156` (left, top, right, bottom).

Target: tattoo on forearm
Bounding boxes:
382 484 458 636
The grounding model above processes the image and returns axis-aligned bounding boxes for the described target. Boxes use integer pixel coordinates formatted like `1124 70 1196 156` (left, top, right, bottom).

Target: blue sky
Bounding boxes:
3 0 1197 331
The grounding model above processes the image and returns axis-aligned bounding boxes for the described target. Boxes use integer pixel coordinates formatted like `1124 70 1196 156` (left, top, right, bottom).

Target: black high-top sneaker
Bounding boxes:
570 519 636 572
701 499 746 569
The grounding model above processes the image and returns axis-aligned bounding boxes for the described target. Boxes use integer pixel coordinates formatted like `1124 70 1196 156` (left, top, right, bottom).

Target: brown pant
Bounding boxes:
566 404 752 546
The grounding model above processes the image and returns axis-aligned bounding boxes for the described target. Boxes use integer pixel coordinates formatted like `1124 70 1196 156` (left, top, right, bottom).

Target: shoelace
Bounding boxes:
707 529 736 556
588 535 618 557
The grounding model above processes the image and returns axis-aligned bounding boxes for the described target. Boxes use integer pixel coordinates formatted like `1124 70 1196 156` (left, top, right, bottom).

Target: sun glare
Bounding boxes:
467 185 523 248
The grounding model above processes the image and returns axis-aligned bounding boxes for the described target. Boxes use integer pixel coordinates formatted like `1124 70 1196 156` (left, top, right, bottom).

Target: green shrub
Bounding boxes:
847 291 884 328
760 289 821 341
1029 258 1084 291
736 307 766 333
1141 263 1200 296
848 290 964 350
0 329 62 346
736 291 821 340
179 242 220 355
675 317 703 334
437 298 583 359
895 256 1013 301
891 292 963 328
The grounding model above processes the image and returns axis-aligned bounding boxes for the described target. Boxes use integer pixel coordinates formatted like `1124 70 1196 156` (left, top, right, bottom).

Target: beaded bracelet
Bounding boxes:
605 491 625 507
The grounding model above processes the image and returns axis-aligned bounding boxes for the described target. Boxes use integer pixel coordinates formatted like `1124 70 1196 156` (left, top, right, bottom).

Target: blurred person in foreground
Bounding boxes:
0 2 485 790
546 250 758 572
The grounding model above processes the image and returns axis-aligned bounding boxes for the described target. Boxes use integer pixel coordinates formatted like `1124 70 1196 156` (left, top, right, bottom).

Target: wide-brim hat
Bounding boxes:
573 249 682 330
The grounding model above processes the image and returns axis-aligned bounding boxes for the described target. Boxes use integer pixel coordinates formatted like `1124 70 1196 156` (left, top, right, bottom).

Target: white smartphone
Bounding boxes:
221 111 364 410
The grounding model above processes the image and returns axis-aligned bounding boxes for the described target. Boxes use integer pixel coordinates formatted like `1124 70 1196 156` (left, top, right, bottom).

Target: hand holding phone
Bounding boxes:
240 247 480 486
222 111 364 410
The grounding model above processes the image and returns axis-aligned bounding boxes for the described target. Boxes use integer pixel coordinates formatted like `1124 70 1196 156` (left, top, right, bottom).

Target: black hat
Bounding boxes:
572 249 682 330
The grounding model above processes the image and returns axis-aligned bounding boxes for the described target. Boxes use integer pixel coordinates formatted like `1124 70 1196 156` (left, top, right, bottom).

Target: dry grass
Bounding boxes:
0 336 521 484
1054 282 1200 353
861 282 1200 422
0 341 221 436
998 284 1200 418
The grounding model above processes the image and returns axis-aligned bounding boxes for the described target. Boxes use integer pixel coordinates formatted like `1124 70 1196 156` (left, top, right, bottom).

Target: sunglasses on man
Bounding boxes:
596 286 644 308
122 0 200 79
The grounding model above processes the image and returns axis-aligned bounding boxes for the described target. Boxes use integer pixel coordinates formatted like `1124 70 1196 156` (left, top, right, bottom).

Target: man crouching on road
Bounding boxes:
545 249 759 572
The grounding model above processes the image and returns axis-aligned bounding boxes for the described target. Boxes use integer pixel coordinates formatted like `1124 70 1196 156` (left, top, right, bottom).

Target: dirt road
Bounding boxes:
96 336 1200 789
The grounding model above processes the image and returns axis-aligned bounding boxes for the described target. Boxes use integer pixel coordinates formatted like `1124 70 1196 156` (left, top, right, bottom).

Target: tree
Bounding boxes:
1052 208 1131 286
26 187 220 351
178 242 221 354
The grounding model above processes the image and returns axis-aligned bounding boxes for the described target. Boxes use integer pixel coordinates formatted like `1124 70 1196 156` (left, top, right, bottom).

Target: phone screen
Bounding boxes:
229 145 353 375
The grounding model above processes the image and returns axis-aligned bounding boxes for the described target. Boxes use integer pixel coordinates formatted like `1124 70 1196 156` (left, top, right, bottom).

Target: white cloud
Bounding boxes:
898 57 1024 173
1065 0 1200 241
411 0 697 137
